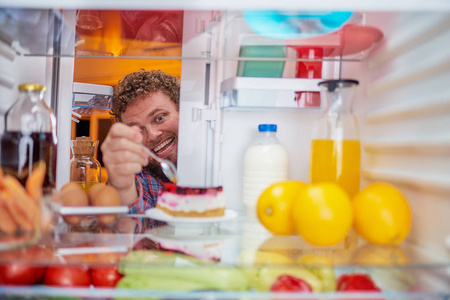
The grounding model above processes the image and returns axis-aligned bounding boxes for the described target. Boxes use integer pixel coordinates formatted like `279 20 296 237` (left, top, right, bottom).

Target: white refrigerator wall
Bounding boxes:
359 12 450 257
0 9 56 129
178 11 223 187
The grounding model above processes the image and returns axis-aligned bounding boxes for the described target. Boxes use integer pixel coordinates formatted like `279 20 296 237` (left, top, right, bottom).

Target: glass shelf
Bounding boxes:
0 8 381 88
0 8 381 62
1 287 449 300
1 215 448 268
0 215 448 298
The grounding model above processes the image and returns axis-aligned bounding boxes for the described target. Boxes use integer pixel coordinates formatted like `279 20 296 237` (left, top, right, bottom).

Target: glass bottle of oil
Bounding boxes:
1 83 58 195
70 136 101 193
309 79 360 198
0 83 57 247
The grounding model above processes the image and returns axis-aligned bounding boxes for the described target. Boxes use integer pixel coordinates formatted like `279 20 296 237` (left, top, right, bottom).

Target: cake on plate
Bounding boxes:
156 183 225 217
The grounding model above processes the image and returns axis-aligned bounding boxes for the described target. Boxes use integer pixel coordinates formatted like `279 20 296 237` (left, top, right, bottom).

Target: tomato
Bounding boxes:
0 245 54 285
0 263 46 285
337 273 381 291
44 266 91 287
91 265 123 287
271 274 313 292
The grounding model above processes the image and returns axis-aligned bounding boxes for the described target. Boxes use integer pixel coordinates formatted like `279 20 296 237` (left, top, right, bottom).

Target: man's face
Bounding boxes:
122 91 179 177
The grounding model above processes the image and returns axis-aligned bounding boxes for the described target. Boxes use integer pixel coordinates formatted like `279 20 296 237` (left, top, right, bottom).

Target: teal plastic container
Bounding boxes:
237 45 286 78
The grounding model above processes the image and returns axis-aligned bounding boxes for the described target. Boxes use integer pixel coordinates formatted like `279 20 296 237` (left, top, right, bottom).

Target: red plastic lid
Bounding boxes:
286 24 383 57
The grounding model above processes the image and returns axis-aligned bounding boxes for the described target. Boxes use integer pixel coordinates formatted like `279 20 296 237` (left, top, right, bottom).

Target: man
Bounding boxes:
101 69 179 227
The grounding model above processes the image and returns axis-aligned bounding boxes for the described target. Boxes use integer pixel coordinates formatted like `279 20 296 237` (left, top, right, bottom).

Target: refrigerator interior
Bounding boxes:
0 4 449 295
177 11 450 260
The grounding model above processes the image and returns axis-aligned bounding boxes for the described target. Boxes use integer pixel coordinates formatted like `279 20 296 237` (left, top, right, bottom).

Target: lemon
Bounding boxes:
353 183 412 245
238 249 295 266
351 243 409 266
292 182 353 246
257 235 303 261
256 180 308 235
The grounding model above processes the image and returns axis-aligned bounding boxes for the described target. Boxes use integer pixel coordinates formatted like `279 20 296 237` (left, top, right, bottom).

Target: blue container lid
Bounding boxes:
258 124 277 132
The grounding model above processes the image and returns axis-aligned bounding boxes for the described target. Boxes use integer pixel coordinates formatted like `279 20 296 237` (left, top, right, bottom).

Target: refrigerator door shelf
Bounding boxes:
72 82 113 115
220 77 323 109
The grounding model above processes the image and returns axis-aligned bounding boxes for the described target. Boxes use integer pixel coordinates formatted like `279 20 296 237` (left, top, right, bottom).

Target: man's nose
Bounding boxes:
144 124 162 142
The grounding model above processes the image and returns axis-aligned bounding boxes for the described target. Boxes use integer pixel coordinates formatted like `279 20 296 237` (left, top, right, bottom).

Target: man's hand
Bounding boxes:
100 123 149 205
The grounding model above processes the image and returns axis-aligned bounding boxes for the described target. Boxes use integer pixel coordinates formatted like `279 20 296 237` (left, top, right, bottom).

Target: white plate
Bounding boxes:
145 208 238 227
59 206 129 215
145 226 237 242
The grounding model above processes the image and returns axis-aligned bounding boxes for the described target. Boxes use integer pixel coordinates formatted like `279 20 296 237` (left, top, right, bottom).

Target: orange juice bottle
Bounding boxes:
310 79 361 198
310 139 360 198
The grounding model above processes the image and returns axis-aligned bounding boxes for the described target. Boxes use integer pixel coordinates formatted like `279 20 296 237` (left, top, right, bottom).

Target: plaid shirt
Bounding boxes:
128 169 166 230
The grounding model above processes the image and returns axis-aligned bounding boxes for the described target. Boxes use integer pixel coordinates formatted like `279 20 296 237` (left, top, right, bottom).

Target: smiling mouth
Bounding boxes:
152 137 176 157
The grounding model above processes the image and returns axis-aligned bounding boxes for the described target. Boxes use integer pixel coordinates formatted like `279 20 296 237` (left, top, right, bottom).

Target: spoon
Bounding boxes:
139 144 178 184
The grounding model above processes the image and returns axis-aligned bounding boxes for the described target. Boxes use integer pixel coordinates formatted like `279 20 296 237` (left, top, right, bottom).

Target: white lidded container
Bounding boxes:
242 124 289 217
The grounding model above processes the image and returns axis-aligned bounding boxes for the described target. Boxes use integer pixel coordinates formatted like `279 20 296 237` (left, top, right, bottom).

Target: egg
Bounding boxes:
87 183 107 205
60 184 89 225
90 185 121 225
61 181 83 192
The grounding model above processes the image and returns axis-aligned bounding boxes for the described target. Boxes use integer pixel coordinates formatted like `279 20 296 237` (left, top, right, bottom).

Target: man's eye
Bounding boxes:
155 115 165 123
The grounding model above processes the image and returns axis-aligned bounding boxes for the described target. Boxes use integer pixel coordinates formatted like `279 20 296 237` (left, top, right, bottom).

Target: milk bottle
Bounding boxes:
242 124 288 217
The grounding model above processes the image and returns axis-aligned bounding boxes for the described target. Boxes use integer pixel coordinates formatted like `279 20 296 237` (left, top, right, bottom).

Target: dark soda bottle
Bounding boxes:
1 84 58 195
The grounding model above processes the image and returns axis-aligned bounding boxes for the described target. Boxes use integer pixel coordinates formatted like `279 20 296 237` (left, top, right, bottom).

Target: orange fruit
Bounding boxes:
292 182 353 246
353 183 412 245
256 180 308 235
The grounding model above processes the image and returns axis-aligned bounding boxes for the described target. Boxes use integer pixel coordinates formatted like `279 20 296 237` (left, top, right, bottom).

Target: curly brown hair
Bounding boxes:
111 69 180 121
